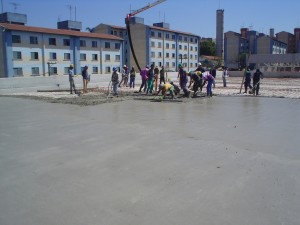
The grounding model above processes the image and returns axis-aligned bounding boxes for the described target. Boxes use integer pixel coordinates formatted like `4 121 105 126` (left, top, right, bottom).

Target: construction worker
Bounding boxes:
252 68 263 95
244 66 253 93
68 64 77 94
111 67 119 96
159 66 166 84
188 71 201 97
146 64 155 95
195 62 205 89
81 65 89 93
139 65 149 92
157 82 174 99
178 63 190 97
154 65 159 92
119 65 129 87
201 71 215 97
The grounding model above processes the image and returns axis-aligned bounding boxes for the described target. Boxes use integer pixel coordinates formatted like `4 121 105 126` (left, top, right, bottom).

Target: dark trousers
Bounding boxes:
129 77 135 88
69 79 76 94
253 80 260 95
139 79 147 92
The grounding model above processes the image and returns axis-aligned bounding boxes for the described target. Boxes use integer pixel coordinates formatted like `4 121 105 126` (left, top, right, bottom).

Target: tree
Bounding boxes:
200 41 216 56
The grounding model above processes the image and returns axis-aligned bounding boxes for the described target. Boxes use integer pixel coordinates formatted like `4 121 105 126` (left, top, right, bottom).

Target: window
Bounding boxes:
105 42 110 49
166 43 169 49
195 55 197 60
30 36 38 44
158 42 162 48
92 54 98 61
190 46 193 51
190 54 193 59
49 38 56 45
166 62 170 68
172 53 175 58
195 39 198 43
151 52 155 58
64 53 70 60
172 44 175 49
151 41 155 47
64 67 69 74
63 39 70 46
184 37 188 42
31 67 40 76
195 47 198 51
92 67 98 74
92 41 98 48
179 45 182 50
158 62 162 67
151 31 155 37
178 36 182 41
49 52 57 60
184 45 188 50
190 63 193 68
158 52 162 58
31 52 39 60
172 35 175 40
50 67 58 75
166 34 170 39
158 32 162 38
105 54 110 61
166 53 169 58
115 55 120 61
115 43 120 49
80 53 86 61
119 31 123 37
80 40 86 47
13 51 22 60
105 67 111 73
13 68 23 76
12 35 21 43
113 31 117 36
190 38 193 43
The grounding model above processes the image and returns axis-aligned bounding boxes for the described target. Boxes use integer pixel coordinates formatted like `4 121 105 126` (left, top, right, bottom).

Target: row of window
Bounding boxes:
150 31 198 43
150 41 198 51
12 51 121 62
13 66 117 76
12 35 121 49
150 52 197 59
151 62 198 69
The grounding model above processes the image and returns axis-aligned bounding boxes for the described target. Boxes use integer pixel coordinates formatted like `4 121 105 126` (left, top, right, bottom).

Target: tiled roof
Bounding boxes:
0 23 123 40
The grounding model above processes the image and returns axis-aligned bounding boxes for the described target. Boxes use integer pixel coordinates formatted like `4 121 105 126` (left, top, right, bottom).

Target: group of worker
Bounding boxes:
111 62 217 99
68 64 90 94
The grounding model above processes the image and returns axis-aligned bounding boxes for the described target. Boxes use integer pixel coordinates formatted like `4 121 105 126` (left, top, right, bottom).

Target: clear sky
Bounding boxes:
2 0 300 38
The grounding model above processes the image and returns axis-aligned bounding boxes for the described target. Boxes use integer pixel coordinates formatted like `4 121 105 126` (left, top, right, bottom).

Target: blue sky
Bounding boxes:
2 0 300 38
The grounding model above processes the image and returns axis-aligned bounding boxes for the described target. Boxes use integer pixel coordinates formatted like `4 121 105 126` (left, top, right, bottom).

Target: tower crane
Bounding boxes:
125 0 166 71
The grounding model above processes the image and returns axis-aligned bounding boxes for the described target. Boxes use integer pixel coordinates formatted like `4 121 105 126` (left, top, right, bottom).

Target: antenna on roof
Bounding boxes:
66 5 72 20
10 2 20 13
1 0 4 13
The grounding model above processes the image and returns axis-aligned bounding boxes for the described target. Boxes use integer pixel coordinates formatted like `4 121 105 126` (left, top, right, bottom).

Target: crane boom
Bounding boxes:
125 0 166 71
127 0 166 19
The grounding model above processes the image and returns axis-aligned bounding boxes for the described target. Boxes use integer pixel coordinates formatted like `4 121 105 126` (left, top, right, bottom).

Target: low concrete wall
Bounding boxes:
227 71 300 78
0 72 180 94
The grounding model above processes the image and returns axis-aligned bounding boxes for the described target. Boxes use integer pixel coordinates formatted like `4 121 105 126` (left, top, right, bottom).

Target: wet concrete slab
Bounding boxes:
0 96 299 225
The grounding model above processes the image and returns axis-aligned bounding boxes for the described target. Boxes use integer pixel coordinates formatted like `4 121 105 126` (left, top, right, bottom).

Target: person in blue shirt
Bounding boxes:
244 66 253 93
146 64 155 95
68 64 77 94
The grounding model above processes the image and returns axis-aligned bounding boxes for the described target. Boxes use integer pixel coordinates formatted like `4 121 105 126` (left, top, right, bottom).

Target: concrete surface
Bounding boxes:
0 96 299 225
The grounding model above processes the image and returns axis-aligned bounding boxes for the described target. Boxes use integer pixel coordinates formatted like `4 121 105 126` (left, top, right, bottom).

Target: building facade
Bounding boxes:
94 17 201 72
0 13 123 78
276 31 296 53
224 28 287 69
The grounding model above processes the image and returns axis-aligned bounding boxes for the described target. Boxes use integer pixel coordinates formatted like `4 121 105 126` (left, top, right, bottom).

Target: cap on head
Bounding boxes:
70 64 74 68
198 62 202 66
113 67 117 72
178 63 183 68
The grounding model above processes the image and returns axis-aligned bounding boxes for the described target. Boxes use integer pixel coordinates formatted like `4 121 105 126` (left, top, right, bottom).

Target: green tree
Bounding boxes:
200 41 216 56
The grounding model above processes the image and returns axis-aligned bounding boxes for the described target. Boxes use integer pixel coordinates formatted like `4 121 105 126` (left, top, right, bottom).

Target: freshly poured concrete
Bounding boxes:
0 97 299 225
